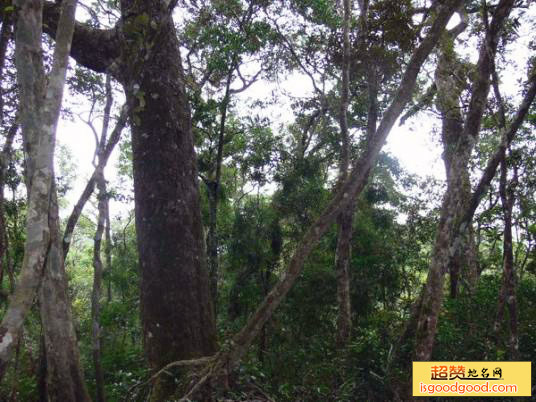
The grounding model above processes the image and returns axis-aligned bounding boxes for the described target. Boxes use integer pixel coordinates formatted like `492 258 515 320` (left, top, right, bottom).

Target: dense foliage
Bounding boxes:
0 0 535 400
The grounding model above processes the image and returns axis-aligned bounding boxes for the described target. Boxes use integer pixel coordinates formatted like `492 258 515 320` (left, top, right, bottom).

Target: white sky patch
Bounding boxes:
386 116 444 181
56 110 128 222
54 3 535 221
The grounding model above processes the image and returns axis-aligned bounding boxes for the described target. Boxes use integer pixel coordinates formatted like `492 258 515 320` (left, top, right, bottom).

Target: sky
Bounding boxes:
55 4 534 222
55 69 445 223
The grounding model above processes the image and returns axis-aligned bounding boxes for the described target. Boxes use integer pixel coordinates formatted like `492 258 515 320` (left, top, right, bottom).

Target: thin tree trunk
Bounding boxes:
62 105 127 257
92 171 107 402
488 25 519 359
0 123 17 291
205 61 238 308
8 333 21 401
39 187 90 401
0 3 87 396
0 3 17 295
105 208 112 303
494 158 519 358
89 74 114 402
36 334 48 402
335 205 353 349
0 9 13 126
334 0 353 351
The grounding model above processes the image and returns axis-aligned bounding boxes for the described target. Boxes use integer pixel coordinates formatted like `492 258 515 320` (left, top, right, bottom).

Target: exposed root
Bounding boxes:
123 355 216 401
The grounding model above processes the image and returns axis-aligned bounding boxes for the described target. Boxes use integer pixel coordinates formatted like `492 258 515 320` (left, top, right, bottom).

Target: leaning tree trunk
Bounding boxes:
0 2 89 398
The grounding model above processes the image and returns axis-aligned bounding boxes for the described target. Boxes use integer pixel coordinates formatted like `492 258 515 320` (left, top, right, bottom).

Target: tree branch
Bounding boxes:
62 105 128 258
43 1 120 74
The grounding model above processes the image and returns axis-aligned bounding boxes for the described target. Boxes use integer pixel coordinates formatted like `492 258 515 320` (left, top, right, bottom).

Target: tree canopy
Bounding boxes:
0 0 535 400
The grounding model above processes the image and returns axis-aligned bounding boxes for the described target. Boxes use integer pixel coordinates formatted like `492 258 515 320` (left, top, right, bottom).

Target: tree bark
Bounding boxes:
494 158 519 359
0 5 89 400
434 19 478 298
413 0 516 362
117 1 217 399
92 171 107 402
334 0 353 351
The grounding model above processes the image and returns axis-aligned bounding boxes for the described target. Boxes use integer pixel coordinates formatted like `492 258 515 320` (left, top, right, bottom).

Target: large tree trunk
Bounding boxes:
43 2 218 394
117 1 217 398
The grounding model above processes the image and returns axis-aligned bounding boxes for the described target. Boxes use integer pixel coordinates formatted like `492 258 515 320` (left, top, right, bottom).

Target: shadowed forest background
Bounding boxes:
0 0 536 400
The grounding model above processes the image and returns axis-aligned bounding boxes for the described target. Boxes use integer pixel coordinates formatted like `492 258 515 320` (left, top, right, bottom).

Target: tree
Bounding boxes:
43 0 217 398
412 0 533 362
0 0 91 399
177 1 465 397
182 0 274 305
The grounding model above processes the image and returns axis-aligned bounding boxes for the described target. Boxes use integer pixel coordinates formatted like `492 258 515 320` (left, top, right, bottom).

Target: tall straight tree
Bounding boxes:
42 0 217 398
0 0 91 399
334 0 353 351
